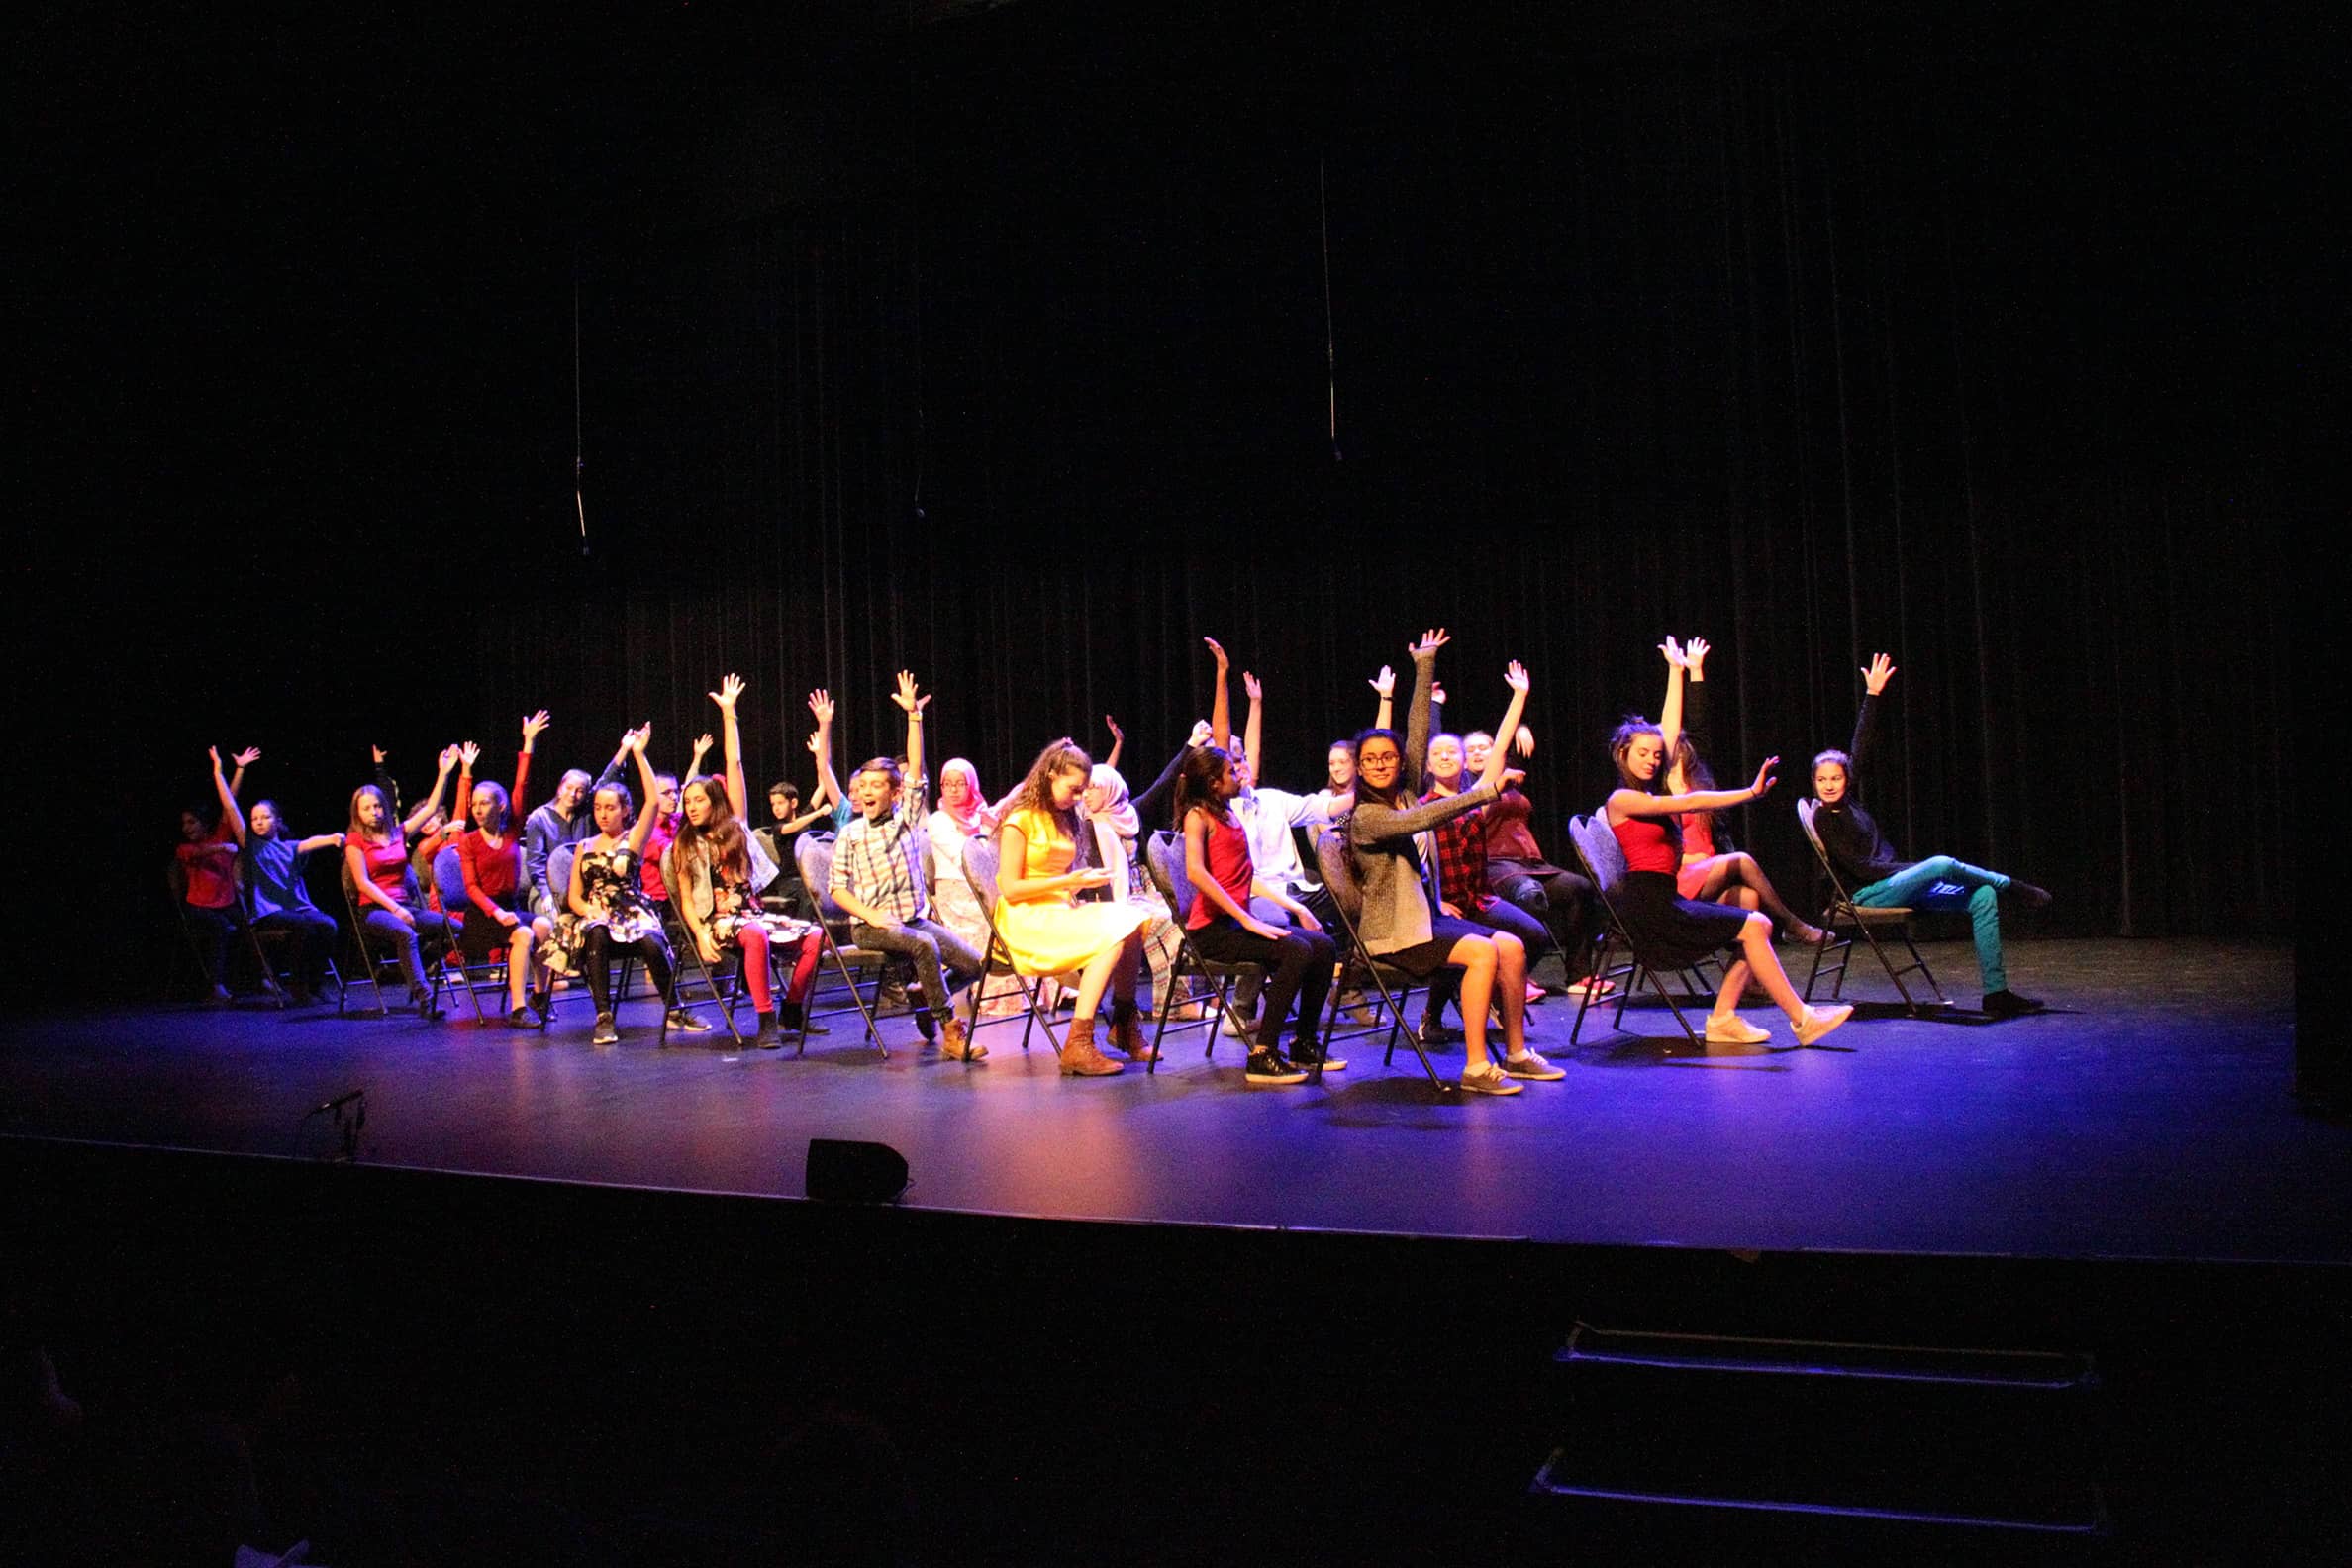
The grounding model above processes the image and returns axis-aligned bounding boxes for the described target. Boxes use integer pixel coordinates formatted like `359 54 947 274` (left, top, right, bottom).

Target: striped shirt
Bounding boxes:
829 779 930 923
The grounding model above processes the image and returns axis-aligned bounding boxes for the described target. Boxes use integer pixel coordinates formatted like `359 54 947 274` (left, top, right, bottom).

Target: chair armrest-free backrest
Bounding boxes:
959 833 1007 914
1313 827 1364 922
546 842 579 914
1144 831 1194 923
795 833 852 925
1566 814 1626 898
432 843 470 910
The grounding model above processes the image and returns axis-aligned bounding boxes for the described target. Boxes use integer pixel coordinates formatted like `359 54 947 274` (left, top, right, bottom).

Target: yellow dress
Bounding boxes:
994 806 1152 977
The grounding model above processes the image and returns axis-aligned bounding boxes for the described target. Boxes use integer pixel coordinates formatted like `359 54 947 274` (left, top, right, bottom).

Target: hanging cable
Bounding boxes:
1320 155 1340 462
573 274 589 554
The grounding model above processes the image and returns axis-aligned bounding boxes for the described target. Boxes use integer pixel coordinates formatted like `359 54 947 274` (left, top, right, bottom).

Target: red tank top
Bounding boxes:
1185 812 1255 930
1611 813 1681 876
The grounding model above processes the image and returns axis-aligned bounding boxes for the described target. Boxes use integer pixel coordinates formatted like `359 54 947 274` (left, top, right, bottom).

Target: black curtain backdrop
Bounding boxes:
18 2 2317 1002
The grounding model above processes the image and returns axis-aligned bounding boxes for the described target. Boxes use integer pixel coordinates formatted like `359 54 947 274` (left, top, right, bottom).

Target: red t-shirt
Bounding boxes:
641 814 680 902
352 834 413 906
177 822 240 910
1611 813 1681 876
459 830 524 916
1185 811 1255 931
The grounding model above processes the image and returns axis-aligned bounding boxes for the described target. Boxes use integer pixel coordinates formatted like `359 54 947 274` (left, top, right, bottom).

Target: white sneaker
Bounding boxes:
1793 1004 1854 1046
1704 1013 1771 1044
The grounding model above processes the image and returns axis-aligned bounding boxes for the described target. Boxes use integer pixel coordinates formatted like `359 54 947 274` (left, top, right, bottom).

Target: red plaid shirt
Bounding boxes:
1421 788 1495 913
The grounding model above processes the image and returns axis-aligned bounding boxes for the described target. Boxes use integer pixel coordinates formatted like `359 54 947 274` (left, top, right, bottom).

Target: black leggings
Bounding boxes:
582 927 673 1015
1188 917 1338 1051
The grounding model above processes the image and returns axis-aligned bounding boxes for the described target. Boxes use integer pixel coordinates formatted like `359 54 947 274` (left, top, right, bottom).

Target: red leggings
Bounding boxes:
735 926 818 1012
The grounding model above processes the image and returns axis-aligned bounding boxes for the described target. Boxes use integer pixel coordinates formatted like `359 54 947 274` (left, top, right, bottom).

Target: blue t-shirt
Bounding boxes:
247 833 317 918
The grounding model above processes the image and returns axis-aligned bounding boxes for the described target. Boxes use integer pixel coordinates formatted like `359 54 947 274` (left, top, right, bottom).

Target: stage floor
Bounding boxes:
4 937 2337 1263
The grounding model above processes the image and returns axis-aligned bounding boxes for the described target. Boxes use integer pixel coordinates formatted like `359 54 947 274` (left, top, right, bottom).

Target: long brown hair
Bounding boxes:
1007 738 1093 862
670 777 749 884
346 783 396 844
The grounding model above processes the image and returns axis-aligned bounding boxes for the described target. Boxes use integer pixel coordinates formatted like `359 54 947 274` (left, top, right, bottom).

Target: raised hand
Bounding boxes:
1104 714 1124 744
1241 671 1262 702
692 733 715 758
890 670 931 714
208 744 224 770
1504 660 1530 695
807 689 834 727
709 672 745 709
1749 755 1781 797
232 746 261 768
1369 665 1395 699
1409 628 1450 661
372 745 387 766
1430 682 1446 707
1683 637 1711 677
806 732 823 757
1659 636 1686 668
1862 653 1898 696
521 710 550 747
1187 720 1213 748
458 740 481 770
630 725 652 754
1513 725 1535 758
1202 637 1229 670
1500 767 1527 788
438 744 461 772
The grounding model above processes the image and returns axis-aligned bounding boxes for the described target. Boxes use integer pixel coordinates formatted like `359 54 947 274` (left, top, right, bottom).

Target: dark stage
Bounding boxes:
5 938 2333 1264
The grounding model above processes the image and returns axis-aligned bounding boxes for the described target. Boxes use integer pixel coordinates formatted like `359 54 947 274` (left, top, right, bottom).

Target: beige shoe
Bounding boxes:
1059 1016 1125 1076
939 1018 987 1060
1793 1004 1854 1046
1704 1012 1771 1045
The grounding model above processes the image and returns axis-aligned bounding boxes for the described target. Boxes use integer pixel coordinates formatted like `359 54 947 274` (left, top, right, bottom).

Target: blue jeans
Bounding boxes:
1852 855 2010 994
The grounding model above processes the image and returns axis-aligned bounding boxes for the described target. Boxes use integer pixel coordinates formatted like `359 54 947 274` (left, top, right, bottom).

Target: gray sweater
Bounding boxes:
1347 649 1500 955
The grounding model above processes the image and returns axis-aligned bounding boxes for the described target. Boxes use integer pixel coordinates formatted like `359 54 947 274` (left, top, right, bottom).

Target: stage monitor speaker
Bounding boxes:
806 1138 909 1203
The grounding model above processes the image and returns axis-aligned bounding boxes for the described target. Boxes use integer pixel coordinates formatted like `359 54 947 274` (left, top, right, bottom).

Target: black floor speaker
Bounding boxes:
805 1137 910 1203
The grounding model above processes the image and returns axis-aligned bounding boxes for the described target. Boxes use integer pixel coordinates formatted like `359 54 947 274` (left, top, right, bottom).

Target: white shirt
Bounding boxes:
1233 786 1325 892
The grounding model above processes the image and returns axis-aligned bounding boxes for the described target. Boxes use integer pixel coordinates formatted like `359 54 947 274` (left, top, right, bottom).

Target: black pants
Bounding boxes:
583 927 673 1015
182 903 249 989
254 907 339 987
1188 916 1338 1052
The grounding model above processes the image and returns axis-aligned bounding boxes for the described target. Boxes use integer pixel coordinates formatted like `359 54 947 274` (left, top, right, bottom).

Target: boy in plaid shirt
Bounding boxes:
828 671 987 1059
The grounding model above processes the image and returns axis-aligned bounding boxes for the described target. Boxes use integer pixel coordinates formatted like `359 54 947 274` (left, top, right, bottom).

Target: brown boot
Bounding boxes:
1059 1015 1125 1076
939 1017 986 1061
1109 999 1156 1062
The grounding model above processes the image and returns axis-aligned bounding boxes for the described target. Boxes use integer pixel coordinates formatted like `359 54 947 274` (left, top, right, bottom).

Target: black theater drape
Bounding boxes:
19 2 2312 1000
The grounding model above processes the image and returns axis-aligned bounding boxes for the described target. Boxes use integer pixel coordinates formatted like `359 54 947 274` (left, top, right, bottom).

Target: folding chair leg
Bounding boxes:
816 931 885 1057
1849 918 1916 1012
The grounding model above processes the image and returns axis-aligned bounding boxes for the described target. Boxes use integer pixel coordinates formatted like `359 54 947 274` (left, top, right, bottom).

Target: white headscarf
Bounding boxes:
1085 764 1139 902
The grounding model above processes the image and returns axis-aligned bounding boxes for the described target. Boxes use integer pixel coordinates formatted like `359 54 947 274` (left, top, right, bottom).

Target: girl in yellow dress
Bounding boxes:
995 738 1153 1076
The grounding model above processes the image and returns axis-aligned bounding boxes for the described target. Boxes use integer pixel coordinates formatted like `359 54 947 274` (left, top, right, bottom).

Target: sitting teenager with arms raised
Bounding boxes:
176 746 260 1004
551 727 693 1046
1177 744 1338 1085
343 744 462 1018
1346 631 1556 1095
455 710 555 1025
1813 653 2051 1016
523 730 636 922
828 671 988 1059
234 749 343 1003
1605 721 1851 1046
670 675 825 1049
994 739 1155 1076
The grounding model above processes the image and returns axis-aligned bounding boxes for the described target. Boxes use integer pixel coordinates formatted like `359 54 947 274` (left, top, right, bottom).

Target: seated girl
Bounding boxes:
549 728 692 1046
669 674 825 1049
993 739 1154 1076
1604 720 1851 1047
455 711 553 1025
343 745 461 1017
235 749 343 1003
1345 632 1556 1096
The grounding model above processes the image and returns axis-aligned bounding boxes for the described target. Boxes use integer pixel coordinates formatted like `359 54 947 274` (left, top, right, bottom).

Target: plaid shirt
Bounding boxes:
829 778 930 923
1421 788 1495 913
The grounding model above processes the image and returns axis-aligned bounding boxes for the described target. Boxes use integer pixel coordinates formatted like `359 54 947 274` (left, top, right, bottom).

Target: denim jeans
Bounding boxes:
1851 855 2011 994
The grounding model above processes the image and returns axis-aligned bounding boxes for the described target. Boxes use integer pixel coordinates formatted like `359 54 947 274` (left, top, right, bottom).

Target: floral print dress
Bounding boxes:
545 841 665 975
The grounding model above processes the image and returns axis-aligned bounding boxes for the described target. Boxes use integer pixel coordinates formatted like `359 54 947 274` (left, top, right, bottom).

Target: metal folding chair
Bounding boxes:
1310 827 1448 1090
791 833 892 1057
1563 814 1704 1049
338 861 457 1019
1796 799 1947 1015
1136 831 1267 1075
955 834 1067 1059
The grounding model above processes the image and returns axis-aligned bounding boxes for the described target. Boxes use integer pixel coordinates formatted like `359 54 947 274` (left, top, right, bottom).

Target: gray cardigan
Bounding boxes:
1347 648 1499 955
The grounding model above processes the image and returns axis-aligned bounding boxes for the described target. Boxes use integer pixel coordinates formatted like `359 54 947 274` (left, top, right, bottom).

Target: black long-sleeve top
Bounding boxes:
1813 692 1913 887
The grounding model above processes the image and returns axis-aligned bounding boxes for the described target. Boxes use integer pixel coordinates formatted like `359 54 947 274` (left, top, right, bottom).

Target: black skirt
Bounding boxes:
1615 870 1750 969
1378 914 1491 979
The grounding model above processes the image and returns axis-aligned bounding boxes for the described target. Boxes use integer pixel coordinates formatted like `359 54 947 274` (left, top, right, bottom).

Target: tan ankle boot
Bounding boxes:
1060 1015 1125 1076
939 1017 985 1060
1109 999 1155 1062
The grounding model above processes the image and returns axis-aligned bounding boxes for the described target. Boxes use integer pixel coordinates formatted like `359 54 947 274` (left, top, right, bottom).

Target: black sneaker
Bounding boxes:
2008 881 2052 909
591 1012 621 1045
1416 1019 1463 1046
665 1009 712 1033
1243 1047 1309 1086
1291 1042 1348 1073
1983 988 2045 1018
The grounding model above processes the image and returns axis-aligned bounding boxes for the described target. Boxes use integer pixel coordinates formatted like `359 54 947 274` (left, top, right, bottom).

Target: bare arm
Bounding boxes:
207 748 245 846
710 672 746 818
345 839 408 918
623 732 660 855
807 691 843 811
995 819 1109 903
1475 665 1532 793
1658 637 1687 759
1609 756 1780 821
1240 671 1263 785
296 833 343 854
227 746 259 805
1205 637 1232 751
891 670 930 812
401 746 461 836
1102 715 1124 773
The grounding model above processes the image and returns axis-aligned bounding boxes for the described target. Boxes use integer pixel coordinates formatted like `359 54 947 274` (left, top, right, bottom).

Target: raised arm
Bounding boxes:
1133 721 1210 822
1204 637 1232 751
1849 653 1896 775
1102 715 1125 773
1658 636 1687 758
890 670 931 812
1681 637 1713 760
1403 628 1448 785
1240 671 1263 785
401 746 462 837
622 729 660 855
596 727 637 790
807 690 843 811
515 709 548 817
1613 755 1781 820
1369 665 1395 732
709 672 746 817
1475 664 1533 793
208 748 245 845
227 746 259 804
